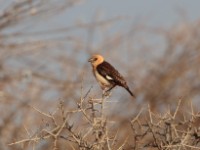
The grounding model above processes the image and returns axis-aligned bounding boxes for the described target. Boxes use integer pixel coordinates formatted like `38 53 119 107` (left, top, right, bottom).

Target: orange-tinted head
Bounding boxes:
88 54 104 67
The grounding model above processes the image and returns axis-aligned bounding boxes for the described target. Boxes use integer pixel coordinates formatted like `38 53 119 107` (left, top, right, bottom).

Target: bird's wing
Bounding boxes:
97 61 126 86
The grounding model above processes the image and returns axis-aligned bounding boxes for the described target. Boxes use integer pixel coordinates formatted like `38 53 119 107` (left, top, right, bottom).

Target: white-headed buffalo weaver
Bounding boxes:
88 54 135 97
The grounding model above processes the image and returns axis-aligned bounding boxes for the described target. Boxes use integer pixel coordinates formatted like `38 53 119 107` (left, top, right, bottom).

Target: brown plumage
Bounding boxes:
88 54 135 97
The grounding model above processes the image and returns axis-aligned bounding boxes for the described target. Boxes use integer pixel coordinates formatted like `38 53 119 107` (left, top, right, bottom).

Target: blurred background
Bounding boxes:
0 0 200 149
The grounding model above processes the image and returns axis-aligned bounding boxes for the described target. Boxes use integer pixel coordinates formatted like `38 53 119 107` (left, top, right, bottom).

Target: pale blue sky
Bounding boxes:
5 0 199 38
58 0 200 27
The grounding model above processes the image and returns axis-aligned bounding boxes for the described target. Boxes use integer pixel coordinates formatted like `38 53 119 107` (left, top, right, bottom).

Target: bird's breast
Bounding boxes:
94 70 111 87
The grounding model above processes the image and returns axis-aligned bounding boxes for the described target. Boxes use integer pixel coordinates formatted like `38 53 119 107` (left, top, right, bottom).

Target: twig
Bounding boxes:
131 107 144 124
117 136 129 150
148 104 153 124
173 98 182 119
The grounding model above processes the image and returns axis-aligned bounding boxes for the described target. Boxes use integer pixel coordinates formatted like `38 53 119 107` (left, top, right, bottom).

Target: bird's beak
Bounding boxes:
88 58 93 62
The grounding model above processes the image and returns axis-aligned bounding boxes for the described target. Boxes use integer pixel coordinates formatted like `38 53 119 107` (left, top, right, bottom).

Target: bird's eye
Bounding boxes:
94 58 98 61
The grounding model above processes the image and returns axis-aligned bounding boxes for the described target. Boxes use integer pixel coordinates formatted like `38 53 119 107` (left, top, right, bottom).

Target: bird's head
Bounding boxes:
88 54 104 67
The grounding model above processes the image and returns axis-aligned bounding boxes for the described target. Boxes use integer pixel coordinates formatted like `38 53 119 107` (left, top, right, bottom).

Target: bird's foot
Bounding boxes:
102 90 112 98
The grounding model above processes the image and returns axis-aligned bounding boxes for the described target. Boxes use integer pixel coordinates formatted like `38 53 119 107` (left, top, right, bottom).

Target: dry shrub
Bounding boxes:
8 95 200 150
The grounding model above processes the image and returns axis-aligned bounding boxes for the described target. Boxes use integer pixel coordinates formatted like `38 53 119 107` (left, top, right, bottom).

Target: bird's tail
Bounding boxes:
125 86 136 98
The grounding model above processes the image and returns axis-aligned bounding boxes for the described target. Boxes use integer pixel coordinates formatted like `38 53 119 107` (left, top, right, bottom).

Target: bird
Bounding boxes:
88 54 135 97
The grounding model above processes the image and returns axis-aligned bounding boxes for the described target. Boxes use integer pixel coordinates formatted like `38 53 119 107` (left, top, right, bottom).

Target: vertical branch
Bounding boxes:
101 96 106 119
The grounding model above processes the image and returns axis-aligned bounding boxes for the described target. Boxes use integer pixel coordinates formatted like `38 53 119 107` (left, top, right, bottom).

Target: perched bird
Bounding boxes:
88 54 135 97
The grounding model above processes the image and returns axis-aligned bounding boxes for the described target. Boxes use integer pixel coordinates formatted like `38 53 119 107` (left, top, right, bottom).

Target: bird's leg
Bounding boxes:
102 89 109 98
102 88 110 98
106 85 116 93
102 85 115 98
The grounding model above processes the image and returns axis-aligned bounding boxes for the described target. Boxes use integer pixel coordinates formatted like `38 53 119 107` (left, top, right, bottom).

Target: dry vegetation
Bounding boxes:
0 0 199 150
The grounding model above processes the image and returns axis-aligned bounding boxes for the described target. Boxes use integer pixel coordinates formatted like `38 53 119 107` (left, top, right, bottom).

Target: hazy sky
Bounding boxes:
59 0 200 27
6 0 198 37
